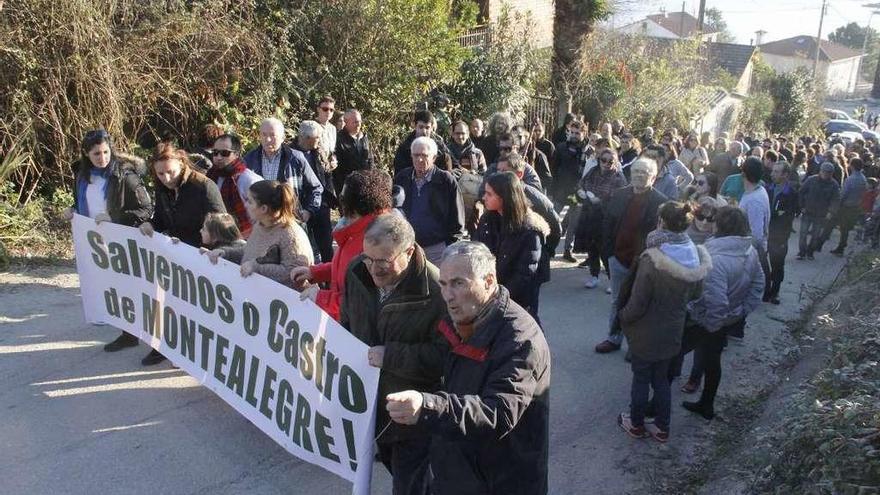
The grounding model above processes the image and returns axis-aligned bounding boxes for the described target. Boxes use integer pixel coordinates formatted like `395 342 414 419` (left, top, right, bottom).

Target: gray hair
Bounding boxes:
502 152 525 173
343 109 361 119
487 112 513 136
411 136 438 156
298 120 323 138
729 141 744 155
364 214 415 249
260 117 285 134
631 157 658 176
442 241 496 280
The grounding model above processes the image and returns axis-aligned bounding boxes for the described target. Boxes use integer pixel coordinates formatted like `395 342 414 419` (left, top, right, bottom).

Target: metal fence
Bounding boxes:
524 95 557 131
458 25 492 49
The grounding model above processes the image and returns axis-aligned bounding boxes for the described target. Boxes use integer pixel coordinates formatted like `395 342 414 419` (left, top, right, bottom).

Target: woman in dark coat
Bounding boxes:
474 171 550 325
138 143 226 365
64 129 154 353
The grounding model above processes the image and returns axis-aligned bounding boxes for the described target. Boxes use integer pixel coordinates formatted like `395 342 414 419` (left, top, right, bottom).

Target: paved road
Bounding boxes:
0 225 848 495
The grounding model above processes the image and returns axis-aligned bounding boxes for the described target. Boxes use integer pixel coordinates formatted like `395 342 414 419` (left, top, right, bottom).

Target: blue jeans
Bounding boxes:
630 356 673 431
607 256 632 345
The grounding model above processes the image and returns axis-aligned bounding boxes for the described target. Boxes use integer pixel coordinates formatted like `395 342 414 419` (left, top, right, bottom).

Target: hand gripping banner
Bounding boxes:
72 215 379 494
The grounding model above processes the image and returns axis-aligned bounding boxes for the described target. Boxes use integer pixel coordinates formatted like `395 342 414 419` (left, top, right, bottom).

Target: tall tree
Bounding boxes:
829 21 878 49
551 0 610 120
704 7 734 43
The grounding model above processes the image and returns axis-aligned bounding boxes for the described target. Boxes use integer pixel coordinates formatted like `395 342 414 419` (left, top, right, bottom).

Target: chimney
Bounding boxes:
755 30 767 46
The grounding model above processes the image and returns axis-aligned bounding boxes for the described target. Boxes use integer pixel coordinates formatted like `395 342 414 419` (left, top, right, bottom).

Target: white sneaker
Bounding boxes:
584 276 599 289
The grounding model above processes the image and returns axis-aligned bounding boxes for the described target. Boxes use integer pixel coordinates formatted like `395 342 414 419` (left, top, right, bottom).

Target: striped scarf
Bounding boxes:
208 159 252 238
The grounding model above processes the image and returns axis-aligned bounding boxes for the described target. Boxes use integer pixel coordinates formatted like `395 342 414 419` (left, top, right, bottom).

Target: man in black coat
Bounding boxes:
595 158 667 354
340 214 449 495
764 161 799 304
386 241 551 495
333 109 374 195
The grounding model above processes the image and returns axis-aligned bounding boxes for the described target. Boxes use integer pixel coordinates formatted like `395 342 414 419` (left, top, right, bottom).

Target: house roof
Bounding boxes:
645 12 718 38
706 42 757 80
759 35 862 62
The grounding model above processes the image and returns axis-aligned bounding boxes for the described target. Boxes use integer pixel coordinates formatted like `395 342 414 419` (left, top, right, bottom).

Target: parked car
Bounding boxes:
828 131 865 145
825 119 866 137
862 129 880 142
825 108 853 121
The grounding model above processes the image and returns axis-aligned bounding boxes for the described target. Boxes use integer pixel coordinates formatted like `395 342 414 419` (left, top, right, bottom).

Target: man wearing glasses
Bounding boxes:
314 95 338 166
339 214 448 495
206 133 261 238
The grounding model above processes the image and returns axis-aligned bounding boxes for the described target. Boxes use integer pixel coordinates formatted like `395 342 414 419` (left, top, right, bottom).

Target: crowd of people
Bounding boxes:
64 93 880 494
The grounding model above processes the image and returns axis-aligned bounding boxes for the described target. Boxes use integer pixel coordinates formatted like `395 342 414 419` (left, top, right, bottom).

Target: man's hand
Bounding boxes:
290 266 312 289
386 390 423 425
240 260 258 277
139 222 154 237
367 345 385 368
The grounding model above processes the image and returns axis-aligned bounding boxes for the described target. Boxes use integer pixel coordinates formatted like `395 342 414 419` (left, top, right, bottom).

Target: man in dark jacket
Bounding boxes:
393 136 466 265
513 125 552 191
243 118 323 220
797 162 841 260
595 158 668 354
393 110 452 175
386 241 551 495
294 120 337 263
765 161 799 304
339 214 449 495
333 109 375 196
551 120 590 210
448 121 486 172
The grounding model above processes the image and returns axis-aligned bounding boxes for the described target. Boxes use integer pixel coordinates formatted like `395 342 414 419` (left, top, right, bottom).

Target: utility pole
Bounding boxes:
680 2 686 38
813 0 828 79
697 0 707 36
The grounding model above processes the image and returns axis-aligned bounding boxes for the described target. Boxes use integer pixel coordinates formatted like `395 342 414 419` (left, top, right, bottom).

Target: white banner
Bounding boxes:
72 214 378 494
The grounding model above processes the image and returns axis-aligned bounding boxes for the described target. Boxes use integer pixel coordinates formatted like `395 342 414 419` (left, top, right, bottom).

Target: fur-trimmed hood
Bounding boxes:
523 209 551 238
115 153 148 176
641 244 712 283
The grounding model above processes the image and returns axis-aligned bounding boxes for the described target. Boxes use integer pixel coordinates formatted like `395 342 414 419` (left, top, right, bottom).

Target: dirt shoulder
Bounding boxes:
665 251 880 494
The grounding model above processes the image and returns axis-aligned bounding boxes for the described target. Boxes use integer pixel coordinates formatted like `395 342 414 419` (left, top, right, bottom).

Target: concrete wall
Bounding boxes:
488 0 555 48
692 94 742 138
761 53 861 96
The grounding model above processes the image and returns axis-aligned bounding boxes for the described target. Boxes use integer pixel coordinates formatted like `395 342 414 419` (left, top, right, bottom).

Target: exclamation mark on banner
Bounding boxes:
342 418 357 472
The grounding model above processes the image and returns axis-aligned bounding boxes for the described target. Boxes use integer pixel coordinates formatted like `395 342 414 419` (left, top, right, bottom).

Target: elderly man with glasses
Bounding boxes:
339 213 449 495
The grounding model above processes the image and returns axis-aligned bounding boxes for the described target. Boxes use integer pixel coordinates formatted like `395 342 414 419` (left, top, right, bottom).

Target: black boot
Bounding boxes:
104 332 139 352
682 400 715 420
141 349 167 366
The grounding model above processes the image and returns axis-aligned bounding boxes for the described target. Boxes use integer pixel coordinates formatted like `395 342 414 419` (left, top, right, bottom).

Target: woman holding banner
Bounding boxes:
206 180 313 287
290 169 392 321
138 143 226 365
63 129 154 353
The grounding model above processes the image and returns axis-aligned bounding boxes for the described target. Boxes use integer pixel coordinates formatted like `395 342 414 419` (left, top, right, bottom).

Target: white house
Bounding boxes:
759 35 862 96
617 11 719 42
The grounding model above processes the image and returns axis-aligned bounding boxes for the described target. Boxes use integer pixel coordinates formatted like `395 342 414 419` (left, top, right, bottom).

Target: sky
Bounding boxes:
607 0 877 45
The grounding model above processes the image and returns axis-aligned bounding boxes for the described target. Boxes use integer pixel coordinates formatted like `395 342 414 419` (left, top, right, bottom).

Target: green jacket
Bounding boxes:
339 245 450 443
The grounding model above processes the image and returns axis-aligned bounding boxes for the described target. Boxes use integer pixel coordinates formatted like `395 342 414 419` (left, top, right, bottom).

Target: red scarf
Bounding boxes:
208 159 252 238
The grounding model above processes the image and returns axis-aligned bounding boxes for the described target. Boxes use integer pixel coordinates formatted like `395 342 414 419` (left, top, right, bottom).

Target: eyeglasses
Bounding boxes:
212 149 234 157
696 180 707 186
319 106 334 112
363 250 408 270
696 214 715 222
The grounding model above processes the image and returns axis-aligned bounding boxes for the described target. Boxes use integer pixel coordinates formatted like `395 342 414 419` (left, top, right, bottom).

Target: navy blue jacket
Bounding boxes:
243 144 323 216
394 167 465 247
421 287 550 495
